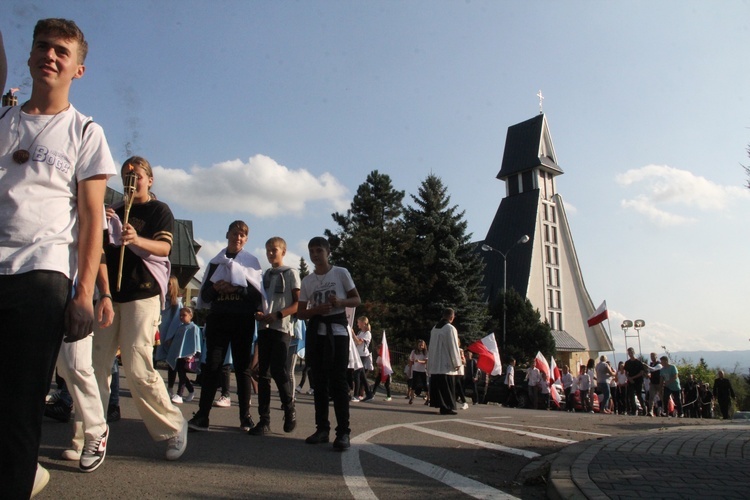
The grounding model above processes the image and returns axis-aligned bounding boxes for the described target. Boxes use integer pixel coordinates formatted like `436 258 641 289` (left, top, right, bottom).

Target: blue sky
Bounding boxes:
4 1 749 356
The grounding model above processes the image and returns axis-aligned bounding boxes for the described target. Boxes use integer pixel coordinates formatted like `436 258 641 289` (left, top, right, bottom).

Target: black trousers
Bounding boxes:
197 313 255 423
429 374 456 412
308 333 350 436
0 271 70 499
256 328 294 422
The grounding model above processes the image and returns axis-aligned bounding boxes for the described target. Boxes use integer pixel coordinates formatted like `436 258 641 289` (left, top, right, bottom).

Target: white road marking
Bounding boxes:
404 423 542 458
343 420 525 500
448 420 577 444
484 421 611 437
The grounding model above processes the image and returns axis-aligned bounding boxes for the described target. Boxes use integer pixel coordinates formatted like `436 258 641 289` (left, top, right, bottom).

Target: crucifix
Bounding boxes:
537 90 544 114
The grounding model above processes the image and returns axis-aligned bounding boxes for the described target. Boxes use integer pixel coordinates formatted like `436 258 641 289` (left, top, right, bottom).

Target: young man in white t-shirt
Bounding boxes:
0 18 116 498
297 236 361 451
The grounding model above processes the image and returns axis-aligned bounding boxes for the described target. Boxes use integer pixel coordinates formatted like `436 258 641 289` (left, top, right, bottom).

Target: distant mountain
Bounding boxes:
670 350 750 374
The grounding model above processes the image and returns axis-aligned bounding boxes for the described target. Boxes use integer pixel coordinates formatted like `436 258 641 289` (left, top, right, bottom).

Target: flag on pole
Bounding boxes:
467 333 503 376
380 331 393 383
550 356 561 384
535 351 561 404
587 300 609 327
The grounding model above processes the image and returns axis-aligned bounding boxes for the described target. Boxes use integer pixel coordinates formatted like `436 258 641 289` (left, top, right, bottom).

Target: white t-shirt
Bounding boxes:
355 330 371 357
0 105 117 279
299 266 356 336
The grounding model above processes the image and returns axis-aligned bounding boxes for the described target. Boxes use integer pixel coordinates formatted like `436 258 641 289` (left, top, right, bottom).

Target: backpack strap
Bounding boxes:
82 119 93 139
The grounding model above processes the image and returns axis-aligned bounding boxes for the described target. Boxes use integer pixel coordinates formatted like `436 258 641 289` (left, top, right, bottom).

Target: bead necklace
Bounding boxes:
12 102 71 164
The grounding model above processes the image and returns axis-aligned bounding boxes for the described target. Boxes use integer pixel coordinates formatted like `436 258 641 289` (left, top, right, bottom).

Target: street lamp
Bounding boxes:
481 235 530 351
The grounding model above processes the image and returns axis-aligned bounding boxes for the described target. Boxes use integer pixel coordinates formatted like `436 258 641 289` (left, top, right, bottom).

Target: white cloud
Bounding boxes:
152 154 351 217
615 164 750 226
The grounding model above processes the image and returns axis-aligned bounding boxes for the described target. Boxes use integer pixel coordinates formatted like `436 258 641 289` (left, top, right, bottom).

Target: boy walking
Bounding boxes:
0 18 116 498
248 237 300 435
190 221 264 432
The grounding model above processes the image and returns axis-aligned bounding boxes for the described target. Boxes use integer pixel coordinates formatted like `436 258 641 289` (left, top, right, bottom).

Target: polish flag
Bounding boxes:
468 333 502 376
535 351 561 404
550 356 561 385
380 331 393 382
587 300 609 327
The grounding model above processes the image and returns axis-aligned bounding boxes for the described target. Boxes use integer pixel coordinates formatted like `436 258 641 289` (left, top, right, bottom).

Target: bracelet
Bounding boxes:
100 293 113 301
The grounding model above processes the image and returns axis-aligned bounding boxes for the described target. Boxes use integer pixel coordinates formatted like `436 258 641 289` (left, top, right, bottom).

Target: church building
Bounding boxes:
480 113 612 368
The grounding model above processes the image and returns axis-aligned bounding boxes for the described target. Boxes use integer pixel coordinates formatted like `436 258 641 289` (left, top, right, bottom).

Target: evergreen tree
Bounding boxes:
298 257 310 280
488 287 555 364
401 174 488 343
324 170 407 333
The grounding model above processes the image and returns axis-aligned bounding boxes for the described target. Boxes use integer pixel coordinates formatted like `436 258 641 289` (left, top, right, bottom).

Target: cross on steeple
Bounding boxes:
537 90 544 114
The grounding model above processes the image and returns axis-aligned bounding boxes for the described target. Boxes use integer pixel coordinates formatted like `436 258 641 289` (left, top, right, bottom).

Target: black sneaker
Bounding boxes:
283 408 297 433
187 414 209 432
80 425 108 472
333 434 350 451
305 429 329 444
107 404 121 423
240 416 255 432
247 421 270 436
44 400 72 423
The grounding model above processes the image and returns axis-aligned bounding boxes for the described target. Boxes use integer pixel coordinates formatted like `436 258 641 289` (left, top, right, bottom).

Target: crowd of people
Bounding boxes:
2 18 742 500
521 347 738 419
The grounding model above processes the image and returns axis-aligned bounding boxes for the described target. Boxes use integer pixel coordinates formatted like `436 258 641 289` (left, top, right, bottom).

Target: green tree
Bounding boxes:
401 174 488 343
298 257 310 280
324 170 408 335
488 287 555 363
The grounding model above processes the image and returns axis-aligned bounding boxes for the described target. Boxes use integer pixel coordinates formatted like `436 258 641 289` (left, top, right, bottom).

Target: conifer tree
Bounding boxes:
298 257 309 280
324 170 407 329
401 174 488 342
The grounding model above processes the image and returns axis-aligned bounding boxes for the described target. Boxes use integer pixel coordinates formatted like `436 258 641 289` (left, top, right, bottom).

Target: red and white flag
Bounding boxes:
550 356 561 385
380 331 393 383
468 333 502 376
535 351 560 403
587 300 609 327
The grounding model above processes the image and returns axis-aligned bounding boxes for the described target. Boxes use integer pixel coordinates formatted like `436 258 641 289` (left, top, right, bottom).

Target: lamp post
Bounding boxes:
481 235 530 352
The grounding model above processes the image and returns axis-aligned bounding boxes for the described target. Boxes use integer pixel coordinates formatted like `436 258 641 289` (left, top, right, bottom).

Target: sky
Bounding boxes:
3 1 749 356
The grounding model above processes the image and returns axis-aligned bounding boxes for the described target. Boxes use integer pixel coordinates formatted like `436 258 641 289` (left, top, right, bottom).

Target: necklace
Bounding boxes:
13 102 71 164
314 267 331 283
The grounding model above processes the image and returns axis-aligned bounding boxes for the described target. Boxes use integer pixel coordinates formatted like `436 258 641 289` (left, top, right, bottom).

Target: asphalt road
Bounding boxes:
36 369 720 499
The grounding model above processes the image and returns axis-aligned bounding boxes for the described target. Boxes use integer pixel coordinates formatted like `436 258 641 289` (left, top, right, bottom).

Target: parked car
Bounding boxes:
466 368 530 408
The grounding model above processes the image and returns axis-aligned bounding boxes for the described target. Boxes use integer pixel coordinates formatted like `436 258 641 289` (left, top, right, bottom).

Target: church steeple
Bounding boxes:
496 113 563 199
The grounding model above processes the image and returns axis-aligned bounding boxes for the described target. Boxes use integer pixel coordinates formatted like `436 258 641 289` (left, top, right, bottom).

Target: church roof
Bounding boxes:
551 330 587 352
497 114 563 179
479 189 539 301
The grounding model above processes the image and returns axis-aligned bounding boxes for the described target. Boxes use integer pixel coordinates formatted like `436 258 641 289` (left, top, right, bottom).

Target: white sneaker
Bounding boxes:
351 397 360 402
166 420 188 461
461 402 469 410
295 386 303 394
184 391 195 402
213 395 231 408
31 464 49 498
171 394 183 404
306 389 314 395
61 449 81 461
80 425 109 473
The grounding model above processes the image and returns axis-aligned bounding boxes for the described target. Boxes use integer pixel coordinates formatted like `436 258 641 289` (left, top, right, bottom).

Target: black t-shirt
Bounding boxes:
649 361 661 384
624 358 643 381
105 200 173 303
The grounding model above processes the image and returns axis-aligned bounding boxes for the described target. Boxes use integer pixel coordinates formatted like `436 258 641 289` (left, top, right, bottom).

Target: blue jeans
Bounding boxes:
0 271 70 499
597 382 611 411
